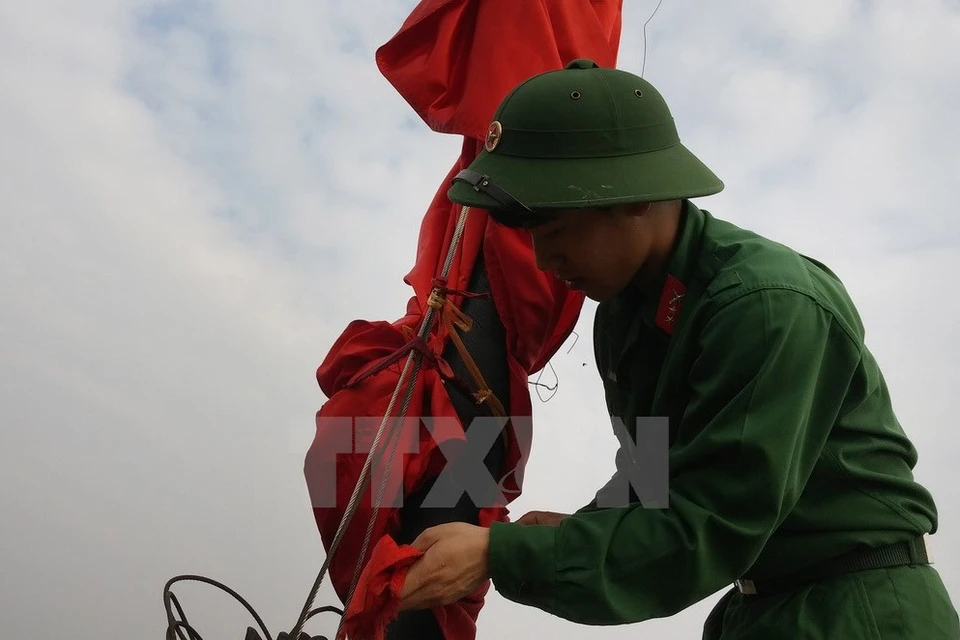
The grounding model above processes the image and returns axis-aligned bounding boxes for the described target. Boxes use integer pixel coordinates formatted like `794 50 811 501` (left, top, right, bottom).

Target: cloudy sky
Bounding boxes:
2 0 958 637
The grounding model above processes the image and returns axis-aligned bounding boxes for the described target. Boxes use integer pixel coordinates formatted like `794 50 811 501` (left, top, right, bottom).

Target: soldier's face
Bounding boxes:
529 205 652 302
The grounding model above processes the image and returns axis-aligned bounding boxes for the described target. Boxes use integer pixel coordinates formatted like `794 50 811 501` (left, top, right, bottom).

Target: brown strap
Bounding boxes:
343 279 508 422
428 286 507 417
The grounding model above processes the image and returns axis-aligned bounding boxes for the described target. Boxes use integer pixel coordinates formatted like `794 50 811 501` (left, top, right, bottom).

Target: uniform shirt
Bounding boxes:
486 200 939 624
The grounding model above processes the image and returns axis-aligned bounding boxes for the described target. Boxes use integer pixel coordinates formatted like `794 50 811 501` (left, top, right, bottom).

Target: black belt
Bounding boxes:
735 535 932 596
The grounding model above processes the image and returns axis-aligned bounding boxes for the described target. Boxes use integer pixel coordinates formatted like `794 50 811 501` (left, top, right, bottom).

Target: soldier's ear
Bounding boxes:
624 202 652 218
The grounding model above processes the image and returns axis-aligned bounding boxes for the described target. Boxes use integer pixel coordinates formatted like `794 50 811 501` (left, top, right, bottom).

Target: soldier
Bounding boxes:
396 59 959 638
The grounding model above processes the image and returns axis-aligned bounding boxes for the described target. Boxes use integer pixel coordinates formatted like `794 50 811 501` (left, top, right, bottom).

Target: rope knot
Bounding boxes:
427 289 446 310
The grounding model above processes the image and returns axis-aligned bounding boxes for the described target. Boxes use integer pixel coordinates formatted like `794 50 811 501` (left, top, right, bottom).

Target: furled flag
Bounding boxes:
304 1 623 637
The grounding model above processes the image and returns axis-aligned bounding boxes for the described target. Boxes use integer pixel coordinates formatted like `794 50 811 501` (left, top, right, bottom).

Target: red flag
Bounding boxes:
304 1 623 637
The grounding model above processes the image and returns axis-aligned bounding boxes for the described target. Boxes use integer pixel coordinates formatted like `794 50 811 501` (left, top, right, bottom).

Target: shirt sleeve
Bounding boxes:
486 287 862 624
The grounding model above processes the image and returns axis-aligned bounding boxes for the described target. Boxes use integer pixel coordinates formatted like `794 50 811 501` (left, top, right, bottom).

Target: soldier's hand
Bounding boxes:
398 522 490 611
516 510 570 526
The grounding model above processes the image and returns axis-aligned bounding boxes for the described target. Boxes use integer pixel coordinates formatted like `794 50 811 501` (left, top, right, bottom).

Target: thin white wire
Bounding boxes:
641 0 666 78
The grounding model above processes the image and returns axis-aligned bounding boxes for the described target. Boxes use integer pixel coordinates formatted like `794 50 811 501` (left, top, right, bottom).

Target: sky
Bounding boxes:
1 0 958 637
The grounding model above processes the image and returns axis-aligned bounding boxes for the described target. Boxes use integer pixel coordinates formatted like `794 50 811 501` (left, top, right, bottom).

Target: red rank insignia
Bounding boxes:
655 274 686 335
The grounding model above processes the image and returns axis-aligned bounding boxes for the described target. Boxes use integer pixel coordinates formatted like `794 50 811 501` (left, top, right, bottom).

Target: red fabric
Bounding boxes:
304 1 624 637
336 536 424 640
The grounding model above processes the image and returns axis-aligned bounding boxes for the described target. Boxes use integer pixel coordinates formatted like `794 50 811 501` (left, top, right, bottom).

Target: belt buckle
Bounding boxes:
922 533 934 564
735 578 757 595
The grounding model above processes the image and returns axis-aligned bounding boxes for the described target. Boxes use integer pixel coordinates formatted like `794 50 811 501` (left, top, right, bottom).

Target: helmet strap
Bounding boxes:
452 169 539 227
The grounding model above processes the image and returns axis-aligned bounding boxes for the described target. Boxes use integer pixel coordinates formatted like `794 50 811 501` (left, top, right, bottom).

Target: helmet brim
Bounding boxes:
448 142 723 227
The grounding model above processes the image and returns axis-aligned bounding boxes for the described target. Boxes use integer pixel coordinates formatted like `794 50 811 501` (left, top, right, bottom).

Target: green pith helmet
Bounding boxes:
447 59 723 228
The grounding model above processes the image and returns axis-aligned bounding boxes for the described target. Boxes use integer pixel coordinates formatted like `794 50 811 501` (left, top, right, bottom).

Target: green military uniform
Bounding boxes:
485 200 959 637
447 59 958 637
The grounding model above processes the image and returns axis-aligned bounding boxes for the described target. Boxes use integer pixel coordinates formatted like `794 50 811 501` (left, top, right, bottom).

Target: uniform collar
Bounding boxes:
631 199 706 335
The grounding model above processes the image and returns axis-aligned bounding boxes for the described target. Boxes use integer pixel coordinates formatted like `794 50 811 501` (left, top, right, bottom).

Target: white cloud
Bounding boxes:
1 0 957 638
